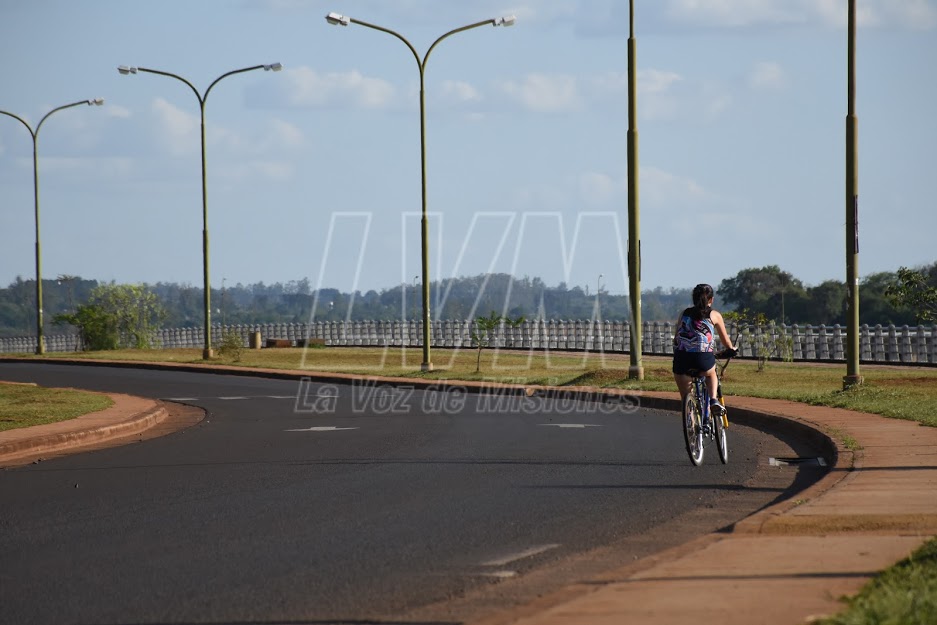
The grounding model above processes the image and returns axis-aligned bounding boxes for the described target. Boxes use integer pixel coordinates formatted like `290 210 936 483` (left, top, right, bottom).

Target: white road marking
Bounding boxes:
165 395 301 401
538 424 602 429
481 544 560 567
476 570 517 578
286 426 359 432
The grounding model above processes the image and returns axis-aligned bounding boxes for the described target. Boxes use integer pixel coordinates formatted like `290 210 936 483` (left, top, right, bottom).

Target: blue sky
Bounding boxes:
1 0 935 299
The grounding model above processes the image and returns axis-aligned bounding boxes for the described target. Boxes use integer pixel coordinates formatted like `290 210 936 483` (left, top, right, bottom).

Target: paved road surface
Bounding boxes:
0 363 819 624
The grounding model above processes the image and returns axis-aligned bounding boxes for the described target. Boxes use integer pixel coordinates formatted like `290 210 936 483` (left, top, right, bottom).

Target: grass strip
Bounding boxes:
0 383 113 432
815 537 937 625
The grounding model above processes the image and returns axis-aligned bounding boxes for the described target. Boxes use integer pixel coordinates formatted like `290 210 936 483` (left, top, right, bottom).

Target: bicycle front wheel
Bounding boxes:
683 395 704 466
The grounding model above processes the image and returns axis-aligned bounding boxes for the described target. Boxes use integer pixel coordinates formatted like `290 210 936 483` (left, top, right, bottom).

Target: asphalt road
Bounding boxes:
0 363 818 625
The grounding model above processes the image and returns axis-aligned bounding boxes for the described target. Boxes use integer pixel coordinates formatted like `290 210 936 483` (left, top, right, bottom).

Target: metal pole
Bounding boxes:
419 70 433 371
2 101 100 355
340 18 500 372
32 137 44 355
121 65 276 359
627 0 644 380
844 0 862 388
200 100 213 359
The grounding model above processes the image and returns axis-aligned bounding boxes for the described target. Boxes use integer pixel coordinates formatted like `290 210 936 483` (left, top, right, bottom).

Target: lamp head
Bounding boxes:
88 98 105 106
117 66 138 75
494 15 516 27
326 12 351 26
264 63 283 72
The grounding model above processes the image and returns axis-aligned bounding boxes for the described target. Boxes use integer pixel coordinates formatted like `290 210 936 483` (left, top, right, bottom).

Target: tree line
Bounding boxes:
0 263 934 339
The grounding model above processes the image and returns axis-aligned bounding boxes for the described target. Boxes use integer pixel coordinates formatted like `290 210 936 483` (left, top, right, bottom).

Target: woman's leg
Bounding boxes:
704 366 720 406
674 373 692 402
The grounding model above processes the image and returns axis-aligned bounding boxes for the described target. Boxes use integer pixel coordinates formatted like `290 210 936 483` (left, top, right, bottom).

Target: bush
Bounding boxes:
217 330 243 362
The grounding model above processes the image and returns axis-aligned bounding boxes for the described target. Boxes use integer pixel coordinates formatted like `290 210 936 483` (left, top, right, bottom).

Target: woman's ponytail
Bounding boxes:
692 283 714 319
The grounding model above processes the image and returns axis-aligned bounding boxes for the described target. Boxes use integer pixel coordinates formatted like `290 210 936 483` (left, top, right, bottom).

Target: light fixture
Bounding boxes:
264 62 283 72
494 15 516 27
87 98 105 106
117 66 138 75
325 12 351 26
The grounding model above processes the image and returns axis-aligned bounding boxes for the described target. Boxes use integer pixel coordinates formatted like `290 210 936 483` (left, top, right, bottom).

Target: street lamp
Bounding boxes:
843 0 862 388
626 0 644 380
1 98 104 355
118 63 281 359
326 11 515 372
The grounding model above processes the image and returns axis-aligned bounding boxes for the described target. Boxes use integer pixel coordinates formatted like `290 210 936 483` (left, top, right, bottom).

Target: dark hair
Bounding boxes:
690 283 714 320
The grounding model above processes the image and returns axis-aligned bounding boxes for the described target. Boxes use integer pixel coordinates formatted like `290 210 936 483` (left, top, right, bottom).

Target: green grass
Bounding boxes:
815 537 937 625
0 383 113 432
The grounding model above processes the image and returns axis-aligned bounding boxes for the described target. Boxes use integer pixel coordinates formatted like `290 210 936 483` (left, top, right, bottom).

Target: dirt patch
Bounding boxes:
567 369 631 386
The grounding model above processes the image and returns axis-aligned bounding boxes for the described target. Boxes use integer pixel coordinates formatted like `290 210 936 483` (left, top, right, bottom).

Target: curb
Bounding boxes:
0 395 168 466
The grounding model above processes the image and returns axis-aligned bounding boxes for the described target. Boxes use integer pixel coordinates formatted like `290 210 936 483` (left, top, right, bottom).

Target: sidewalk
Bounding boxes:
1 364 935 624
474 393 937 625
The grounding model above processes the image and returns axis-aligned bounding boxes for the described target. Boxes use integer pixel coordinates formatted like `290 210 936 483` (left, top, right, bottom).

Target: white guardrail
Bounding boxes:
1 321 934 365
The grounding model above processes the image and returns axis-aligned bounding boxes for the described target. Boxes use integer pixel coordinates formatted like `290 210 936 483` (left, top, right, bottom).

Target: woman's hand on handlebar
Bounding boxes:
716 347 738 359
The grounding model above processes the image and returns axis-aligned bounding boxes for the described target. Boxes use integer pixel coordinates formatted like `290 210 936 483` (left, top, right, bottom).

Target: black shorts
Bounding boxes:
672 350 716 376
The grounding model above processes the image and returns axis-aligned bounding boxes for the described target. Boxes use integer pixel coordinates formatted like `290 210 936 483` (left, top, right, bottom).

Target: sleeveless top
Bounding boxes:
674 310 715 353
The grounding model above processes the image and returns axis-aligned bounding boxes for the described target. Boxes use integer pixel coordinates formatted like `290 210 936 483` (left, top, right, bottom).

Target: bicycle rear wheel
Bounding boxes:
715 409 728 464
683 395 704 466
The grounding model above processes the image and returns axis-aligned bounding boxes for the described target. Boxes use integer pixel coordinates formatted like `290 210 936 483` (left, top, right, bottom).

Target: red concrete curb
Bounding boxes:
0 394 168 467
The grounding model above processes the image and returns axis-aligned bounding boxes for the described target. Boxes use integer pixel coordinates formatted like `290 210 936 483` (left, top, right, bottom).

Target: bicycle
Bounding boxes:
682 346 738 466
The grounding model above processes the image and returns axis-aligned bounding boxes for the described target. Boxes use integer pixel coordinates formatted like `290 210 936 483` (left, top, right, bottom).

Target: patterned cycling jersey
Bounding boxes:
674 313 715 353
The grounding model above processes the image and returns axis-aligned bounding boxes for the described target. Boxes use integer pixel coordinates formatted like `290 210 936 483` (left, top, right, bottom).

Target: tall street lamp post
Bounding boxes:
326 11 516 372
118 63 281 359
844 0 862 388
1 98 104 355
627 0 644 380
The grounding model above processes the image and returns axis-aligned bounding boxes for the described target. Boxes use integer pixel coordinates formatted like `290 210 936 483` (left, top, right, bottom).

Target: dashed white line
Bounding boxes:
286 426 359 432
481 544 560 567
538 424 602 429
477 570 517 579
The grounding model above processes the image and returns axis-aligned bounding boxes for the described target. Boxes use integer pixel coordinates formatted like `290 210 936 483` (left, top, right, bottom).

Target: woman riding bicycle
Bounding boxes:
672 284 737 418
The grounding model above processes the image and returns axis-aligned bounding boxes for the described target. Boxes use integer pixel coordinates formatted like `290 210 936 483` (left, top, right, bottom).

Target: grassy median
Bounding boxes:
0 383 113 432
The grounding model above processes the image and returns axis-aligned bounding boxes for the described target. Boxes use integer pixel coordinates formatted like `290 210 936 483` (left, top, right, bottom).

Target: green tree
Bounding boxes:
54 283 166 350
886 267 937 323
469 311 503 373
718 266 804 323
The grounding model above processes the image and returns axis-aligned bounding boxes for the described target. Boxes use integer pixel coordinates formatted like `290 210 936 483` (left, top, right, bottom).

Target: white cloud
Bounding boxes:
748 61 787 90
641 166 715 207
105 105 132 119
268 119 304 149
151 98 300 158
499 73 583 113
278 67 395 110
440 80 482 104
218 160 295 182
638 69 683 120
665 0 936 30
30 156 135 178
665 0 804 27
152 97 199 156
578 171 624 206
